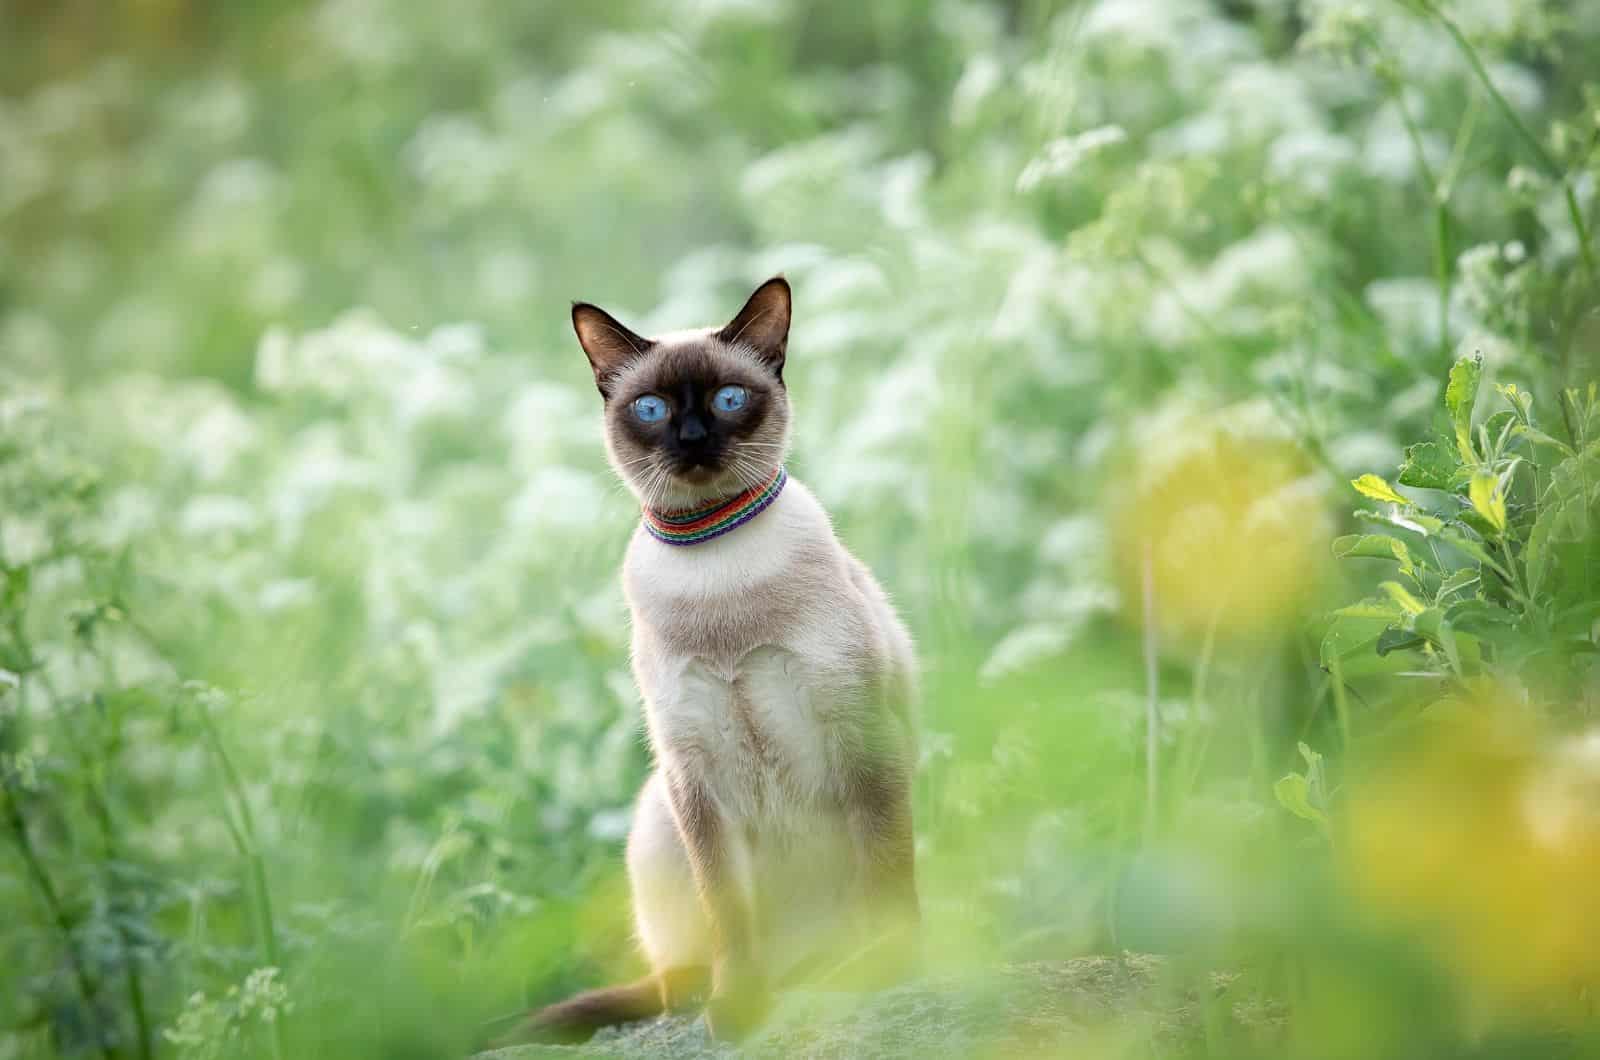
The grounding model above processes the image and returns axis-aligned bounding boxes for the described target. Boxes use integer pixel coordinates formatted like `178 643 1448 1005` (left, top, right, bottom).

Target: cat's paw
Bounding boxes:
702 985 769 1041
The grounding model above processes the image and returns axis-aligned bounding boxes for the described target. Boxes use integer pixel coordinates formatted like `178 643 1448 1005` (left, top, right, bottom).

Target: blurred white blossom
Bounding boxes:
1016 126 1127 192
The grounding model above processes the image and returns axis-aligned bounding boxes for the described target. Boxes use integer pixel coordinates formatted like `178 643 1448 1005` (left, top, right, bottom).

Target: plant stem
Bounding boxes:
194 700 286 1060
4 785 116 1060
1171 596 1227 810
82 789 154 1060
1433 201 1452 357
1371 35 1456 361
1422 0 1598 285
1141 540 1160 841
74 690 154 1060
4 616 118 1060
194 705 280 967
1328 653 1352 753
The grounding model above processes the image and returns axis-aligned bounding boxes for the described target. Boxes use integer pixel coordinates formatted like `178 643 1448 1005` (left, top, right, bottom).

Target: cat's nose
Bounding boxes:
677 415 708 444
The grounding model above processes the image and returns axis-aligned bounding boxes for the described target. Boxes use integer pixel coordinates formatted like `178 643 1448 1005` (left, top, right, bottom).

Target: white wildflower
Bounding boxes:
951 55 1002 126
0 517 48 567
980 623 1074 684
180 398 260 482
1364 276 1451 351
314 0 408 70
1016 126 1126 192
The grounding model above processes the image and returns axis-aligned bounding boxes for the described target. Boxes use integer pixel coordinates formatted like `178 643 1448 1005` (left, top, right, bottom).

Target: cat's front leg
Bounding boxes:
661 768 771 1040
833 762 921 989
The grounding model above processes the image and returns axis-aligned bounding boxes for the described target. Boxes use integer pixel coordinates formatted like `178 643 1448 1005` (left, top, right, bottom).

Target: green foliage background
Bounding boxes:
2 0 1599 1057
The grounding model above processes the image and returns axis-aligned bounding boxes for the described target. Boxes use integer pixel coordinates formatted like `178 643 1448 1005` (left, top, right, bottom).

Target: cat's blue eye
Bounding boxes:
712 385 748 413
632 394 668 423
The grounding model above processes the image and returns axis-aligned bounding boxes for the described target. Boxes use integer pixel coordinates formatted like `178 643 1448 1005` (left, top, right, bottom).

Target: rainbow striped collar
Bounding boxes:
642 467 787 547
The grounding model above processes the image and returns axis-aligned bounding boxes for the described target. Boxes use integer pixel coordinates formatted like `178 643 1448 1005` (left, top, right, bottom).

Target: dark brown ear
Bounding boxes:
572 302 653 398
717 276 791 379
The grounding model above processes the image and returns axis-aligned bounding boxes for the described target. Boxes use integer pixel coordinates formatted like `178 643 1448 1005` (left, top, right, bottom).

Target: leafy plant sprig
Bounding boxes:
1326 353 1600 693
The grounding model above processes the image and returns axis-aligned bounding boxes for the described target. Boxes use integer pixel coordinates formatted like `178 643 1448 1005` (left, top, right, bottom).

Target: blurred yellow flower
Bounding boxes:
1346 692 1600 1018
1109 401 1331 640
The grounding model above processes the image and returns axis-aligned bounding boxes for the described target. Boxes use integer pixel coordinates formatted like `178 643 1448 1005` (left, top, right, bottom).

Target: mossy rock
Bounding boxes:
479 955 1282 1059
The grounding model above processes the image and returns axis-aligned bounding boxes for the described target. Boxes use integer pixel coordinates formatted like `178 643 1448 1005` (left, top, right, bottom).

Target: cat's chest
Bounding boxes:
650 643 859 805
625 557 875 802
637 579 871 731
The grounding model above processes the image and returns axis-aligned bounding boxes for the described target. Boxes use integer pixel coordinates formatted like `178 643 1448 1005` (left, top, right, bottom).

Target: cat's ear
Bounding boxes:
572 302 653 398
717 276 790 379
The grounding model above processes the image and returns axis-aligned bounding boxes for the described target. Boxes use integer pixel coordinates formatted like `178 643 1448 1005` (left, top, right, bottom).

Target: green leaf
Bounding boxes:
1296 742 1323 773
1469 472 1507 534
1413 607 1462 673
1513 425 1575 458
1332 533 1422 579
1334 598 1405 620
1446 354 1483 462
1440 529 1510 580
1452 631 1485 672
1525 441 1600 598
1481 410 1517 456
1273 772 1328 825
1351 474 1410 506
1525 518 1554 602
1494 381 1532 422
1321 598 1401 666
1446 597 1518 634
1457 509 1501 540
1332 534 1402 560
1355 508 1445 536
1437 568 1479 599
1552 598 1600 635
1376 627 1427 656
1396 441 1460 490
1380 580 1426 615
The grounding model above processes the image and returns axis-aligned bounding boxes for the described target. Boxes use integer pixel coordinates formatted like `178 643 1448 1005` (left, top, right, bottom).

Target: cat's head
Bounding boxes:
572 277 792 511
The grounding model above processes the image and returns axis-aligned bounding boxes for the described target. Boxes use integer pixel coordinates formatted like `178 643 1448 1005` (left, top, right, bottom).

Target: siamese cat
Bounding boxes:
512 277 919 1043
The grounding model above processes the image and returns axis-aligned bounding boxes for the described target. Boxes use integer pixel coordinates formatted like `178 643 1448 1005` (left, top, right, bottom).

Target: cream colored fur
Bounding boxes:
623 475 917 980
562 279 919 1038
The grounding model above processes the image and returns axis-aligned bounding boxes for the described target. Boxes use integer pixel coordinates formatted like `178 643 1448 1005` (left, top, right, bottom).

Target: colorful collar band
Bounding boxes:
643 466 786 546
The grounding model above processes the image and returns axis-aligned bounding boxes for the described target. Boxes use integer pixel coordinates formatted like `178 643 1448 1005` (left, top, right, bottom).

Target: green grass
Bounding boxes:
2 1 1599 1057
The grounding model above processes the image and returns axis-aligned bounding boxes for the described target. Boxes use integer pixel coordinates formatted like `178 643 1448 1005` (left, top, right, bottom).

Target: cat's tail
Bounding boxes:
529 977 665 1039
487 972 694 1047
